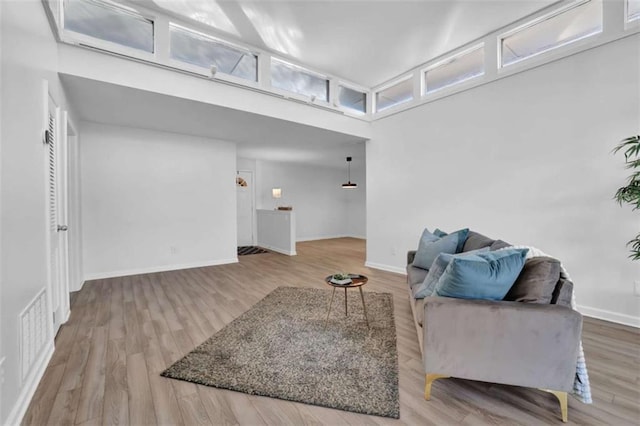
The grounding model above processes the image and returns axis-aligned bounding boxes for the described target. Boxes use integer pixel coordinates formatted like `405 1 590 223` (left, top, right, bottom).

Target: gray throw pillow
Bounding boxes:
503 256 561 304
490 239 511 250
413 232 460 270
462 231 495 252
551 276 573 307
413 247 490 299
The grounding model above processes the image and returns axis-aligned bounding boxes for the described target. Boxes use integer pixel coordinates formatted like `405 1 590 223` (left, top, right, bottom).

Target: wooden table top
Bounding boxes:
324 274 368 288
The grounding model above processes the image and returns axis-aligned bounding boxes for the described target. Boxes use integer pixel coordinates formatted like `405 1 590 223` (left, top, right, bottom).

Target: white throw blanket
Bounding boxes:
502 245 593 404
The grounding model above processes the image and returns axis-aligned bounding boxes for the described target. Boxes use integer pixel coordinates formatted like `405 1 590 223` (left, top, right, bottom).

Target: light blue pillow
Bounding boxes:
413 231 460 270
413 247 490 299
433 228 448 238
434 248 529 301
448 228 469 252
433 228 469 252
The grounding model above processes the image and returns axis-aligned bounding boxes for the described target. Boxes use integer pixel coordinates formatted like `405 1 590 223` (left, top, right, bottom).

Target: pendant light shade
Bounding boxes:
342 156 357 189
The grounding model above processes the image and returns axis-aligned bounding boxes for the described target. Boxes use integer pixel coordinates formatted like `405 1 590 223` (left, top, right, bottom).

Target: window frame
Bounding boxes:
374 75 414 114
421 43 485 96
167 22 260 85
269 57 331 104
498 0 603 68
336 82 368 115
60 0 157 60
626 0 640 24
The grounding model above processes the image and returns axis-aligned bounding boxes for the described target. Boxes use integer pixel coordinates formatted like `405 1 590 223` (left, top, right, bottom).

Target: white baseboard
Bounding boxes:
5 342 55 426
364 261 406 275
577 305 640 328
84 258 238 281
260 245 296 256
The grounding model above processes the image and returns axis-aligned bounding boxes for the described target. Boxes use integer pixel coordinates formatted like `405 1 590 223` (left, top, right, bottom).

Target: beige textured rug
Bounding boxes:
161 286 400 418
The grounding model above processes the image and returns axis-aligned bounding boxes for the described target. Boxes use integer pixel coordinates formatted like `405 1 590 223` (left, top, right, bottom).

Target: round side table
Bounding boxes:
324 274 369 327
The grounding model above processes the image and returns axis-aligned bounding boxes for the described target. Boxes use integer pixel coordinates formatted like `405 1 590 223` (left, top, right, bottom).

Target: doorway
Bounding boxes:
236 170 255 247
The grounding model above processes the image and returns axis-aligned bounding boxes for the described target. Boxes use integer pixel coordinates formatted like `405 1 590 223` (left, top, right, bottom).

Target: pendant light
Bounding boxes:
342 156 357 189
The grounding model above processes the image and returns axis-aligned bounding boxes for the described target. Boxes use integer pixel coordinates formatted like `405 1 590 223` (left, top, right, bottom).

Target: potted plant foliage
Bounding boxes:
613 135 640 260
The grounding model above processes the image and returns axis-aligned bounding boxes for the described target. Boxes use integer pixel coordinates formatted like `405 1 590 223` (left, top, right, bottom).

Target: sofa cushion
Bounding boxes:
434 248 529 300
503 257 561 304
462 231 495 252
413 231 462 270
406 264 429 288
410 282 425 299
414 254 451 299
413 298 424 327
413 247 491 299
490 239 511 250
551 276 574 307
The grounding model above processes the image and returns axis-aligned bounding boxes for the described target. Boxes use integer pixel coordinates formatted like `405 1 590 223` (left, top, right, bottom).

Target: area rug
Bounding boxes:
237 246 269 256
161 287 400 418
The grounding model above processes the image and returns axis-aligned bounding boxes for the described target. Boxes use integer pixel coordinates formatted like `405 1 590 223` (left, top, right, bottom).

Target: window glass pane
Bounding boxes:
169 25 257 81
338 86 366 114
270 59 329 101
376 78 413 112
628 0 640 21
63 0 154 53
425 46 484 94
502 0 602 67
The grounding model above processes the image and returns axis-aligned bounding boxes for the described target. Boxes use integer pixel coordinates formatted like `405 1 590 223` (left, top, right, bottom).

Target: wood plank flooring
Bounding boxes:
23 238 640 425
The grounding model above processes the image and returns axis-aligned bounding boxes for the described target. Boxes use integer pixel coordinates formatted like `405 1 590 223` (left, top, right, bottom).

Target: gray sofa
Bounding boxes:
406 230 582 423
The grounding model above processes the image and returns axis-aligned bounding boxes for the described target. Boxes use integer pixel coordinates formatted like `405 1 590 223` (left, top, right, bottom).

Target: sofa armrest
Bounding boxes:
423 297 582 392
407 250 417 265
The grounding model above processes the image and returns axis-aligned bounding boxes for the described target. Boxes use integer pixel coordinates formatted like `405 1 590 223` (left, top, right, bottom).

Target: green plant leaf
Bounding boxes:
627 234 640 261
612 135 640 156
613 136 640 259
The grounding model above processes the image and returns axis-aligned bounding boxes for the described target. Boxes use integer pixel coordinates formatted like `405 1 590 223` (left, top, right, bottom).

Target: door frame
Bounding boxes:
66 116 83 294
58 110 72 322
236 169 256 246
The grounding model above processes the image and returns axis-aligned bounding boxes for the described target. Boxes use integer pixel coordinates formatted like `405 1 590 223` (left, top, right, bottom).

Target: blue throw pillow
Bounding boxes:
448 228 469 252
433 228 448 238
434 248 529 301
413 247 490 299
433 228 469 252
413 231 461 270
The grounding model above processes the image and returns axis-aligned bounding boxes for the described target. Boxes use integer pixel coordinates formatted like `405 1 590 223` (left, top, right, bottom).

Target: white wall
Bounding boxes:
0 1 78 423
368 35 640 325
81 122 237 278
253 158 366 241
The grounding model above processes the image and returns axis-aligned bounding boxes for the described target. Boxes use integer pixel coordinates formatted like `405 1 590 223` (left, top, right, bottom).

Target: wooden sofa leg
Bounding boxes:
424 374 448 400
541 389 568 423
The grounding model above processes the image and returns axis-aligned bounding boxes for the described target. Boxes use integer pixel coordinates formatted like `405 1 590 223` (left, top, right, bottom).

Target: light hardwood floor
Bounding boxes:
23 238 640 425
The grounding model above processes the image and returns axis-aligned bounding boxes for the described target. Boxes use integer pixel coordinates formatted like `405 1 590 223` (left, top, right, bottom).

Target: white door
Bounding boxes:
236 170 254 247
46 97 70 333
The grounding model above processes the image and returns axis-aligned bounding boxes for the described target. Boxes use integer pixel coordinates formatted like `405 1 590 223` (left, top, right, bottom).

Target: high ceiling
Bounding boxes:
126 0 557 87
